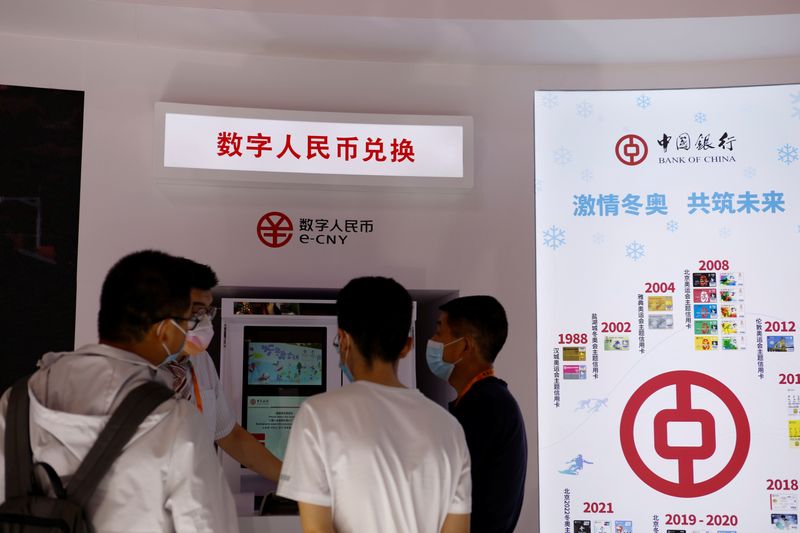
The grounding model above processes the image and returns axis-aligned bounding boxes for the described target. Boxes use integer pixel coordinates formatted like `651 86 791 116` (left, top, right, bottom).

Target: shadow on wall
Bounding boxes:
0 84 84 394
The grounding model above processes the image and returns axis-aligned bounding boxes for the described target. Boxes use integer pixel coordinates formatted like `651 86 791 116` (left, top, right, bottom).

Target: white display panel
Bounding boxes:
535 84 800 533
155 102 473 189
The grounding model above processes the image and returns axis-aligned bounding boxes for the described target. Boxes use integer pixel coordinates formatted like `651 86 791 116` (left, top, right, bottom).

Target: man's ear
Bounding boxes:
398 336 413 359
151 319 169 343
461 335 477 352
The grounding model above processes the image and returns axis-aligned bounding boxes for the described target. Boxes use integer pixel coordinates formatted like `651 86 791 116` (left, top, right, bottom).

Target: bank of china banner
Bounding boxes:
535 85 800 533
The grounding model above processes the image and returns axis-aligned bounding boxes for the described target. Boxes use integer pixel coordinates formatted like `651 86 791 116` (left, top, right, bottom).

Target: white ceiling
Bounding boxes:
0 0 799 65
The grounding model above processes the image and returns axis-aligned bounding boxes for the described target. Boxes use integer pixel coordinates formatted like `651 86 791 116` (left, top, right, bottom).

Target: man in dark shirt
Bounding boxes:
426 295 527 533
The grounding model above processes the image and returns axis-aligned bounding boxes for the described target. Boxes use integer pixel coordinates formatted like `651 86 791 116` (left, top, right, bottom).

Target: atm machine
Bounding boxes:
217 298 416 532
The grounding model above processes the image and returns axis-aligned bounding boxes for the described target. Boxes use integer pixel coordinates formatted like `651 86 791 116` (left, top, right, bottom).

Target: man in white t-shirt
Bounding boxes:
277 276 472 533
162 259 282 482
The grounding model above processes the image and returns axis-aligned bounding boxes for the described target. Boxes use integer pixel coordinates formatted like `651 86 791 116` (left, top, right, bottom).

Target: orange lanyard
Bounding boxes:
190 365 203 413
454 368 494 407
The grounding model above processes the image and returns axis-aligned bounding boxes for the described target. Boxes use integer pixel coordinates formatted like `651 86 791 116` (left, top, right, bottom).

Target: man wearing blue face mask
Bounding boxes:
428 295 527 533
278 276 472 533
0 250 238 531
161 258 282 483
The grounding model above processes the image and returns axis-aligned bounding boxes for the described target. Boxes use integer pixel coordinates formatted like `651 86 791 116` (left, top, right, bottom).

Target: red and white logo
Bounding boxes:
620 370 750 498
257 211 293 248
615 134 648 166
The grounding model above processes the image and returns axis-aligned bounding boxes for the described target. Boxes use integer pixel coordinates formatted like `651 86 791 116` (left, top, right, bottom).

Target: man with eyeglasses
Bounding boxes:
162 258 282 483
0 250 238 531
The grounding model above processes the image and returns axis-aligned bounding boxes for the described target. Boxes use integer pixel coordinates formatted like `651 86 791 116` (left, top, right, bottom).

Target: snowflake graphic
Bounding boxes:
694 112 707 123
580 169 593 182
793 107 800 120
576 101 593 118
592 233 605 244
543 225 566 250
636 94 651 109
541 93 559 109
797 224 800 234
744 166 756 179
792 92 800 105
778 144 799 165
666 220 678 232
553 146 572 166
535 178 543 192
719 227 732 239
625 241 645 261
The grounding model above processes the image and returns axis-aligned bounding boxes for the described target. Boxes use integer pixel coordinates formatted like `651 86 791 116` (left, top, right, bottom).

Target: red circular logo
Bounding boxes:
615 134 649 166
257 211 293 248
619 370 750 498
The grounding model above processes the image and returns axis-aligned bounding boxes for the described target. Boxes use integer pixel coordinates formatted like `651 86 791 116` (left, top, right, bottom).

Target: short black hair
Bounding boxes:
439 295 508 363
337 276 412 365
176 256 218 291
97 250 193 342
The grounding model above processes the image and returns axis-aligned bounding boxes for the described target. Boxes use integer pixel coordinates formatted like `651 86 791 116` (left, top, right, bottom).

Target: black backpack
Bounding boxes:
0 377 174 532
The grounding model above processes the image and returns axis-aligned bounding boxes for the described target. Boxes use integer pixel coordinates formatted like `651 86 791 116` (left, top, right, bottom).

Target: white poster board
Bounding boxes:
535 84 800 533
155 102 473 189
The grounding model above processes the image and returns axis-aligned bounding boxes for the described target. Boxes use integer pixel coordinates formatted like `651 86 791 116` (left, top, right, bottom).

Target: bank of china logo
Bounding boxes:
615 134 648 166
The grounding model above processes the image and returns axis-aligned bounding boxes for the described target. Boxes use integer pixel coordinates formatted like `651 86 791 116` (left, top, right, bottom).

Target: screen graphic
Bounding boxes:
241 326 327 461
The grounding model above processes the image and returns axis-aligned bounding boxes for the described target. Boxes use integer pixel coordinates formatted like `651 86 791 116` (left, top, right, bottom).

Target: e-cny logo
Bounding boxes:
615 134 648 166
256 211 293 248
256 211 375 249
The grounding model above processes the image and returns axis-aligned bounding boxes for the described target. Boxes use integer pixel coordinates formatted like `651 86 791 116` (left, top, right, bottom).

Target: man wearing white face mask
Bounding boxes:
0 250 238 531
427 296 527 533
161 259 282 483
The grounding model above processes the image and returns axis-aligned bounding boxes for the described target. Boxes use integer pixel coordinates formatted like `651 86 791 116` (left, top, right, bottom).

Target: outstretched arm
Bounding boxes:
217 423 282 482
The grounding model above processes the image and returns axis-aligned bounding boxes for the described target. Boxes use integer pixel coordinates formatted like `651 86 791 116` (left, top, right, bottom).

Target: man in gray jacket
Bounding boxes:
0 250 238 532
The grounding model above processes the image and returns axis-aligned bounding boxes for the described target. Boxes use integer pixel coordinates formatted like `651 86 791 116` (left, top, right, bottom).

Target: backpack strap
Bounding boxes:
4 376 33 499
33 461 68 499
66 381 174 508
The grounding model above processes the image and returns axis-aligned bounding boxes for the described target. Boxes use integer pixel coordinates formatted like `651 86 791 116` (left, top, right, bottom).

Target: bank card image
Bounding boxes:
693 272 716 287
649 315 674 329
594 521 612 533
694 304 718 319
720 272 743 286
790 420 800 448
720 288 744 302
648 295 673 311
563 347 587 361
789 390 800 417
722 336 745 350
693 289 717 303
563 365 587 380
694 336 719 351
604 336 629 351
771 513 797 529
614 521 632 533
768 336 794 352
694 320 718 335
721 320 745 335
771 493 799 512
574 520 591 533
720 305 739 318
